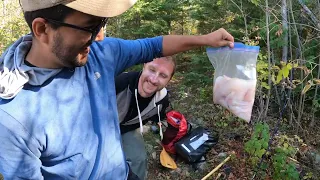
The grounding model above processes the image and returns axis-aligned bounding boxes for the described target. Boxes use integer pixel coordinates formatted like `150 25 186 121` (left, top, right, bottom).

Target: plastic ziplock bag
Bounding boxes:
206 43 260 122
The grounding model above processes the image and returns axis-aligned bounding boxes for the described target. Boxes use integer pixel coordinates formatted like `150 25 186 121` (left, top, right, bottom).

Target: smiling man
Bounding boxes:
116 57 175 180
0 0 234 179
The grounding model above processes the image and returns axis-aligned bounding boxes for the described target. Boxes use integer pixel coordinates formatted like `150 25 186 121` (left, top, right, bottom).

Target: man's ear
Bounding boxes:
95 28 104 41
142 63 147 70
32 18 50 44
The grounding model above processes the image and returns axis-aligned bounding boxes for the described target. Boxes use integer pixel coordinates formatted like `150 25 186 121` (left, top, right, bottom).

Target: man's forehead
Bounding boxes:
151 58 173 66
146 59 174 74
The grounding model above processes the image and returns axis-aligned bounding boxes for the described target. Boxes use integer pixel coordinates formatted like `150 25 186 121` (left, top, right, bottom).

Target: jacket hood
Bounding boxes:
154 88 167 104
0 34 62 99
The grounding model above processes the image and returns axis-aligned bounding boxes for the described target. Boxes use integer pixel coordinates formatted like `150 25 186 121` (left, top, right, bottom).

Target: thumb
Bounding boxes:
219 40 234 48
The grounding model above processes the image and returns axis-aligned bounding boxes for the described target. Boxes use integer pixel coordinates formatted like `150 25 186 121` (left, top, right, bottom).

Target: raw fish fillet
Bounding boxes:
213 75 256 122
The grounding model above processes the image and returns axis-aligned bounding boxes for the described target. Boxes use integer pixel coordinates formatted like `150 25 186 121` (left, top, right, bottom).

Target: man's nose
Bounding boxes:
149 74 159 84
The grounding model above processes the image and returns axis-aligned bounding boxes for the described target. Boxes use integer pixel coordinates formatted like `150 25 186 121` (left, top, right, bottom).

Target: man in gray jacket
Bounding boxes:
116 56 175 180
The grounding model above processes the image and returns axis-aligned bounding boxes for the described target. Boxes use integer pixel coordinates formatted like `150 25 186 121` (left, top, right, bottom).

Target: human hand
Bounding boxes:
204 28 234 48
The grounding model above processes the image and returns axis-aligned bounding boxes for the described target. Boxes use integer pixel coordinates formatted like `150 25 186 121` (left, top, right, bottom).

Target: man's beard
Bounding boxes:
52 33 88 68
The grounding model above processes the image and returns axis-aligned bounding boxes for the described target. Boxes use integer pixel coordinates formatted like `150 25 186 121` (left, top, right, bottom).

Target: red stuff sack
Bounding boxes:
162 111 188 154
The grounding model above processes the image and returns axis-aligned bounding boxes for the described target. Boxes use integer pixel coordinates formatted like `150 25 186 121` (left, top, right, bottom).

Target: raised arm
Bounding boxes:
162 28 234 56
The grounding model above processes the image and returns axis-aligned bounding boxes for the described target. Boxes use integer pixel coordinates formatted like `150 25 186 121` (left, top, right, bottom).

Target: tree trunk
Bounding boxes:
282 0 288 63
310 0 320 127
288 1 294 125
288 0 305 131
263 0 272 119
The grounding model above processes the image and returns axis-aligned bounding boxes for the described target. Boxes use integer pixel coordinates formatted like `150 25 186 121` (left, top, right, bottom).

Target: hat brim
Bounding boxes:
64 0 137 17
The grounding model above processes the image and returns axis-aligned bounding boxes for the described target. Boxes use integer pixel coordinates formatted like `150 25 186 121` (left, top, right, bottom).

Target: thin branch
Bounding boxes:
297 0 320 30
229 0 248 38
288 22 320 32
288 5 294 125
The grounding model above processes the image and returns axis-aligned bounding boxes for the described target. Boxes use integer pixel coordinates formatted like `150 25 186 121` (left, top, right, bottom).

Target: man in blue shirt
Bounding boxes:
0 0 234 179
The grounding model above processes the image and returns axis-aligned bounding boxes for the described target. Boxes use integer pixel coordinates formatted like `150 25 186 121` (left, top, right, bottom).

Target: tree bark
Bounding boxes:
282 0 288 63
310 0 320 127
297 0 320 30
289 0 303 129
263 0 272 119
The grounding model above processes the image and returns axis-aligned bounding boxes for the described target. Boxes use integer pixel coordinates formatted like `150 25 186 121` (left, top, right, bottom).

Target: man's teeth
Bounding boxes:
147 81 155 87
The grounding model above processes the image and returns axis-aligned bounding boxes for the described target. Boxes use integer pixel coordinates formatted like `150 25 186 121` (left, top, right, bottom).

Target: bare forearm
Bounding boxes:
162 35 207 56
161 28 234 56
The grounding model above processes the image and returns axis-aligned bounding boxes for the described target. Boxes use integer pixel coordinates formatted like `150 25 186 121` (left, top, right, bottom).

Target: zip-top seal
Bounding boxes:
206 42 260 53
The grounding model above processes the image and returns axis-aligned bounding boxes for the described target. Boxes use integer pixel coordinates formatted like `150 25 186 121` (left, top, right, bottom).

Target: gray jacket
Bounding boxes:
115 72 169 134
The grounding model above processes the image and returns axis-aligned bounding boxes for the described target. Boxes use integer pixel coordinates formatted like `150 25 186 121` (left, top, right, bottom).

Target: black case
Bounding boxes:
174 127 219 163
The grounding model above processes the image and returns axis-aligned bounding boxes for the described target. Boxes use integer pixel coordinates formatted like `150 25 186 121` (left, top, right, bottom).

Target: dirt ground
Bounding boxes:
144 78 320 180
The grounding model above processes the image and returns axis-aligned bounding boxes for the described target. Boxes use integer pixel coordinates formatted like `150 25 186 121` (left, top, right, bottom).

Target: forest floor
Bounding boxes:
144 75 320 180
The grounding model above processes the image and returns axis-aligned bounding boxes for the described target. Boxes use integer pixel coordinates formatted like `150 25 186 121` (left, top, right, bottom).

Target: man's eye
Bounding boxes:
84 26 96 30
84 23 100 30
161 74 168 78
149 68 155 72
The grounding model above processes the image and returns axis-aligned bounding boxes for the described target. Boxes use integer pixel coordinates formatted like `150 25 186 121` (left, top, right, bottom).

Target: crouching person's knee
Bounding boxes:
122 131 148 180
126 150 147 180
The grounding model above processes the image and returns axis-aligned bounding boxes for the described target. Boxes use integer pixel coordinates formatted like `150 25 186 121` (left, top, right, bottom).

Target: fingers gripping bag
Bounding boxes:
206 43 260 122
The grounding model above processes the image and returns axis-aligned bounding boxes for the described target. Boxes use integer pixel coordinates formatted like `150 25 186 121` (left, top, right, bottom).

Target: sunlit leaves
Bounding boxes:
273 62 298 84
301 80 312 95
249 0 261 6
0 1 29 54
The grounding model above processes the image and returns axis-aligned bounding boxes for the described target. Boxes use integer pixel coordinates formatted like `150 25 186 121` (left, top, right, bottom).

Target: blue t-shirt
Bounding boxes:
0 36 163 179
